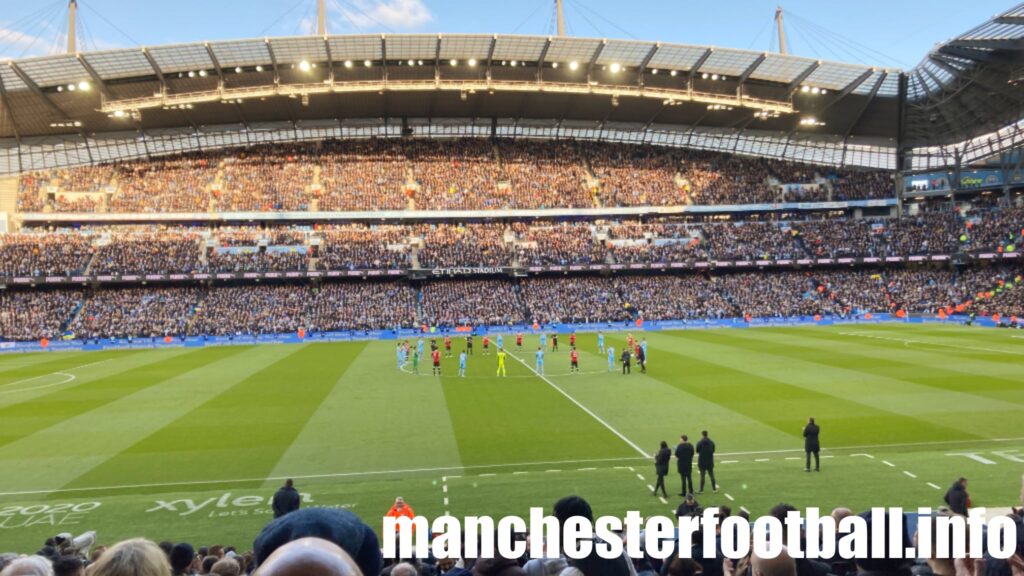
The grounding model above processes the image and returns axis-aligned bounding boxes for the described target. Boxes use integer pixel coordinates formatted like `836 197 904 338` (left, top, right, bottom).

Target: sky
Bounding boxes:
0 0 1013 69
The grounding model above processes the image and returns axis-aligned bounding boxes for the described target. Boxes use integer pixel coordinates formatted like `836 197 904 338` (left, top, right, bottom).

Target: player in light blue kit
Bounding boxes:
607 345 616 371
535 346 545 375
417 338 424 358
396 343 406 368
539 333 547 348
641 337 648 359
458 350 468 377
496 334 504 349
597 331 605 353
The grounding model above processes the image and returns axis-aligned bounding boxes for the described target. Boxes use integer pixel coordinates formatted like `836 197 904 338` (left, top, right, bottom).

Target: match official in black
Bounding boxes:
272 478 300 518
696 430 717 493
621 348 631 374
675 434 695 496
803 417 820 472
653 441 670 497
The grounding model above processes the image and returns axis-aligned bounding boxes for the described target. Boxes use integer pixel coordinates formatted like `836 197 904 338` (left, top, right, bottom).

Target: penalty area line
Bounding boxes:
503 348 650 458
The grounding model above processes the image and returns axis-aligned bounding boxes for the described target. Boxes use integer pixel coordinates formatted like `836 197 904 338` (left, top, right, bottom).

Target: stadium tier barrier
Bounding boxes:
1 251 1021 286
17 198 899 224
3 312 1012 354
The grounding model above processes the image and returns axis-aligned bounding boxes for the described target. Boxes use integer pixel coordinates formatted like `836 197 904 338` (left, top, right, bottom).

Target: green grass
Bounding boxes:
0 324 1022 552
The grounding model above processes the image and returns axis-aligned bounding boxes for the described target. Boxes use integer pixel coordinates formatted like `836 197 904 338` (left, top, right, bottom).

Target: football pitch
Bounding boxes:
1 323 1023 552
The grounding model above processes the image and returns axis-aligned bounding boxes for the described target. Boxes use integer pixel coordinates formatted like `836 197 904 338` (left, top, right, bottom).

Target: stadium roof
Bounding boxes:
903 3 1024 154
0 35 897 141
0 4 1021 173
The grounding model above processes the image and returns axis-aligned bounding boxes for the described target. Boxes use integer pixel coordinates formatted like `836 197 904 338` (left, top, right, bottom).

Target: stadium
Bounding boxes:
0 0 1023 574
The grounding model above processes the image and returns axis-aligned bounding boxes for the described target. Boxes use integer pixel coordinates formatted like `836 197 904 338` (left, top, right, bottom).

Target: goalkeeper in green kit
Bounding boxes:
412 348 420 374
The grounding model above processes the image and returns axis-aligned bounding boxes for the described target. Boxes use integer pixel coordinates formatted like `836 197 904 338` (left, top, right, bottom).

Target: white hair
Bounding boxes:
0 555 55 576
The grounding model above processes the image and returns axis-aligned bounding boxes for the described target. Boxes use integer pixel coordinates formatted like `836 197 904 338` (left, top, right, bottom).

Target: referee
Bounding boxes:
803 417 820 472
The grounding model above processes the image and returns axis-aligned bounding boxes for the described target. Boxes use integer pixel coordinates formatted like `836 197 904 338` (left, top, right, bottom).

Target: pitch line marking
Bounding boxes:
636 474 646 481
504 348 650 458
0 358 112 395
724 493 735 501
882 460 896 467
9 439 1024 497
903 471 917 478
839 332 1024 356
754 458 769 462
927 482 942 490
659 496 669 505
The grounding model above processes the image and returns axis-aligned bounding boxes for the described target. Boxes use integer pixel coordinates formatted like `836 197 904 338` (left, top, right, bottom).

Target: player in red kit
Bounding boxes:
432 348 442 375
570 333 576 347
444 335 452 357
516 332 523 351
482 335 491 355
570 346 580 374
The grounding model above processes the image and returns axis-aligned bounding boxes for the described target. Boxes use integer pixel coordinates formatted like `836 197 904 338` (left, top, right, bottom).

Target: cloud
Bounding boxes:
0 22 127 61
0 26 59 60
335 0 434 31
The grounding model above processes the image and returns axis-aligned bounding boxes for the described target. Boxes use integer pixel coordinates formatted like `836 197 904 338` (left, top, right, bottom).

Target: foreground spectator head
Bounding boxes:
472 558 526 576
855 510 912 574
0 556 54 576
209 558 240 576
83 539 170 576
51 557 82 576
253 508 381 576
390 562 418 576
750 545 796 576
552 495 593 526
253 538 362 576
168 543 194 576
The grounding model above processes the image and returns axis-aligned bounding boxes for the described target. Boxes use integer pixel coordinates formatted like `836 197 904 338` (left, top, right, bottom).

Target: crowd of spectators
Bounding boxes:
614 274 733 320
1 264 1022 341
207 250 310 274
316 225 411 271
189 286 311 336
109 154 220 213
407 140 501 210
3 202 1023 279
520 277 630 325
0 289 82 341
218 147 316 212
306 282 417 332
585 143 682 207
496 139 592 208
13 140 906 215
419 279 525 327
417 225 511 269
68 287 201 340
514 223 609 267
318 140 409 211
0 233 93 277
91 232 205 275
2 485 1024 576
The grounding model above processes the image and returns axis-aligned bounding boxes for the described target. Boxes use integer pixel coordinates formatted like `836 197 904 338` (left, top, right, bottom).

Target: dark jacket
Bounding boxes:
621 350 631 364
655 447 671 476
803 422 820 452
696 437 715 469
944 481 968 515
271 485 301 518
675 442 695 472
